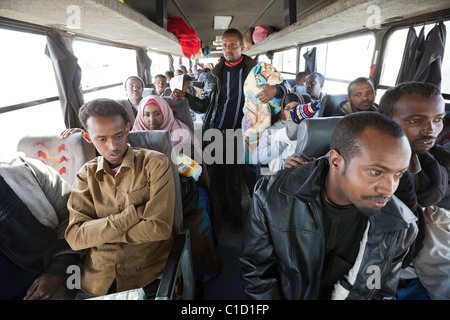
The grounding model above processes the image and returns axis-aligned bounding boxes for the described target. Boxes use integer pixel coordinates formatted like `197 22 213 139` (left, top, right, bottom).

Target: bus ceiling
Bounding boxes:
1 0 450 58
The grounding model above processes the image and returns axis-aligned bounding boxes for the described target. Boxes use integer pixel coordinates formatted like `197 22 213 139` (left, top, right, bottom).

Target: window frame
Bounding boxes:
297 30 377 93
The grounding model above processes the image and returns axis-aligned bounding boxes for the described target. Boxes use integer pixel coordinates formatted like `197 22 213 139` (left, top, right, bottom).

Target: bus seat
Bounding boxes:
126 129 194 300
142 88 154 97
295 116 343 158
286 79 296 87
162 87 172 97
317 94 347 117
301 93 312 103
16 132 96 185
163 97 195 132
293 85 307 94
285 120 299 141
116 99 136 128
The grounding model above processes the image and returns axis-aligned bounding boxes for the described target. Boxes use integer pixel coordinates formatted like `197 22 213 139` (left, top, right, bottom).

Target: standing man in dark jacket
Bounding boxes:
240 112 418 300
172 28 289 232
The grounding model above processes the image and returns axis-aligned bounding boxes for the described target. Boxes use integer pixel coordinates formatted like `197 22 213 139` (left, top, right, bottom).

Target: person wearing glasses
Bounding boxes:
124 76 145 118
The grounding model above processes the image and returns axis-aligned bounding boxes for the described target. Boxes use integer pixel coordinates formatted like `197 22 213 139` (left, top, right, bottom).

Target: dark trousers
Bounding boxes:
210 133 256 219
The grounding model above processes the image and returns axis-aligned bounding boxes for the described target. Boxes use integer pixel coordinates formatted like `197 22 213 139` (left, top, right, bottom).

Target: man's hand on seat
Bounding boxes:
284 153 316 169
60 128 82 139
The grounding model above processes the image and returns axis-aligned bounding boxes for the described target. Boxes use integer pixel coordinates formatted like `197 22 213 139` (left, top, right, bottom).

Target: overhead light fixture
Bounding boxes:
214 16 232 30
213 35 222 46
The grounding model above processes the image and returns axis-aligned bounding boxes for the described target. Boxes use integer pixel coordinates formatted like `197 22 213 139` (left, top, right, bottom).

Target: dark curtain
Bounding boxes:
45 30 84 129
136 49 152 87
169 54 175 73
414 21 446 89
303 47 317 74
396 25 424 84
396 22 446 89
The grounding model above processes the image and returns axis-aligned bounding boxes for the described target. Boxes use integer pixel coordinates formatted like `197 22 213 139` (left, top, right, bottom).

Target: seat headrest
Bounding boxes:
295 116 343 158
317 94 347 117
16 132 96 185
127 130 174 157
116 99 136 128
163 97 194 133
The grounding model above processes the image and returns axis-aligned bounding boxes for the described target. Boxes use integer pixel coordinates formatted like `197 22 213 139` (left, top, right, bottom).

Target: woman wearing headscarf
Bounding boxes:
133 96 222 296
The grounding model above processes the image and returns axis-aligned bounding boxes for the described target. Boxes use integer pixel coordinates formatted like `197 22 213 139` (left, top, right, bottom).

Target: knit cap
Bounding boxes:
290 100 320 123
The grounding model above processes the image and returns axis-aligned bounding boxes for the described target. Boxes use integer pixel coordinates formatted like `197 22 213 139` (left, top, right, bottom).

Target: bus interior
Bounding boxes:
1 0 450 300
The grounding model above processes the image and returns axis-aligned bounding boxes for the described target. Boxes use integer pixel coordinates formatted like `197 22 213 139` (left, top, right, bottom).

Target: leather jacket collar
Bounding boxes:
278 157 417 234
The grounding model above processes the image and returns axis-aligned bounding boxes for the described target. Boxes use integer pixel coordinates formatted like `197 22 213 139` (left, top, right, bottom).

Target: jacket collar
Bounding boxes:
212 54 257 78
278 157 417 233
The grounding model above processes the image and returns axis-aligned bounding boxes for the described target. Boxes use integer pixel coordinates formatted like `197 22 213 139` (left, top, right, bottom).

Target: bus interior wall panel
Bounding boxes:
0 0 183 56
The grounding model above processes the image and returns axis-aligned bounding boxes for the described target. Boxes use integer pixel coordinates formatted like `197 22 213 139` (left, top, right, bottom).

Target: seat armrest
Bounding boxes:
155 230 194 300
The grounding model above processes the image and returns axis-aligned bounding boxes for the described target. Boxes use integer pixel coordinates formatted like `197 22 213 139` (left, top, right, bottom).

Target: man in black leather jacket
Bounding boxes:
240 112 418 300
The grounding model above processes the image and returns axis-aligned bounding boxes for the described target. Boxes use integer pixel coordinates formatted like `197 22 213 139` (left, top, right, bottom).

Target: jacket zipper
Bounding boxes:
306 200 325 300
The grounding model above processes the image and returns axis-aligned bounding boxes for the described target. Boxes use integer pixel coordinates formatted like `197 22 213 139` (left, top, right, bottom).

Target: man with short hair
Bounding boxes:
124 75 144 117
305 71 325 101
333 77 377 116
378 81 449 300
165 70 174 84
65 98 175 299
295 71 307 86
151 74 171 96
240 112 418 300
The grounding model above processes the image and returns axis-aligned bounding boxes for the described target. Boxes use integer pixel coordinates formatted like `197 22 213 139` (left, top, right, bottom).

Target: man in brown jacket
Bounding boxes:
65 98 175 299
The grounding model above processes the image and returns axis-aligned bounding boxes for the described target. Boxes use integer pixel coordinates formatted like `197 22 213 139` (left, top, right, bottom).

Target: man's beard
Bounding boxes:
358 206 381 217
411 135 437 154
357 195 391 217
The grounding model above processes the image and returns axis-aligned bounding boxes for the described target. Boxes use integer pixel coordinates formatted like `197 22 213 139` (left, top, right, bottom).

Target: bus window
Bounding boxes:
299 43 327 75
147 51 170 79
299 34 375 94
0 28 64 154
0 101 64 154
0 29 59 107
379 21 450 97
72 39 137 101
272 48 297 80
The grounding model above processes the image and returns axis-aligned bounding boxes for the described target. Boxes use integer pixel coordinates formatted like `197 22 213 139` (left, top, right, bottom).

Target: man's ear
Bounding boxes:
81 130 92 144
346 96 351 103
328 149 343 170
125 122 131 135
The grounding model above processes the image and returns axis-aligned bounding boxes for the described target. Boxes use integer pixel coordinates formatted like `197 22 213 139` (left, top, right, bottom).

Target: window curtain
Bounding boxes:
396 21 446 89
45 30 84 129
169 54 175 73
136 49 152 87
303 47 317 74
414 21 446 89
396 25 425 85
